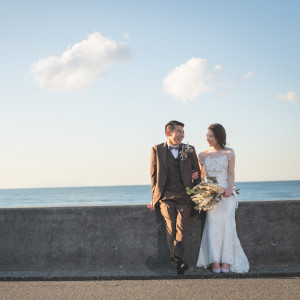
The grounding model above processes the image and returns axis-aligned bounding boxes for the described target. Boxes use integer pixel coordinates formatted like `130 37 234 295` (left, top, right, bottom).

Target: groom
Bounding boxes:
147 120 201 274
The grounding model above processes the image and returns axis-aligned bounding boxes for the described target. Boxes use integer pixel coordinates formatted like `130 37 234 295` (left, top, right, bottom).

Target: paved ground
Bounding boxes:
0 277 299 300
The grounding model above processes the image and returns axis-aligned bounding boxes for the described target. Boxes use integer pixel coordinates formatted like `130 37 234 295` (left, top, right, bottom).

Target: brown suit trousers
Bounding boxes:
160 197 192 257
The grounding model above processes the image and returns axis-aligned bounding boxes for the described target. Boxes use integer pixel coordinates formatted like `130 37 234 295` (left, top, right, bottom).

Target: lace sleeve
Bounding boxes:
198 152 205 164
225 147 235 160
198 152 204 165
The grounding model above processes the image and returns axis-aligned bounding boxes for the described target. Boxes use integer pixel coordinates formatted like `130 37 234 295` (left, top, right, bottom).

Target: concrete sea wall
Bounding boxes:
0 200 299 272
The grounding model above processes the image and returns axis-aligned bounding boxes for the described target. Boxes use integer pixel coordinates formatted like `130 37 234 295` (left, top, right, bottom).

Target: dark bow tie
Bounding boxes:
169 145 179 151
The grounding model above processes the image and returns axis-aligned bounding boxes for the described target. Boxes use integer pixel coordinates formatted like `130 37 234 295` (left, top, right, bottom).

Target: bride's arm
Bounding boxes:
199 161 206 179
224 151 235 197
198 152 206 179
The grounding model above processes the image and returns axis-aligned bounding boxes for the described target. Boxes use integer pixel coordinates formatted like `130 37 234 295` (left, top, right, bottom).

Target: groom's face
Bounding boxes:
167 125 184 145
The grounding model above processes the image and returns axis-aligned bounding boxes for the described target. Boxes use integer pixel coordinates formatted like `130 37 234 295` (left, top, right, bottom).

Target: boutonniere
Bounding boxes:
179 143 193 160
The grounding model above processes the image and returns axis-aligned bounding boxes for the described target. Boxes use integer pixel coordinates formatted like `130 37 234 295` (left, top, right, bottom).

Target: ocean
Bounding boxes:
0 180 299 208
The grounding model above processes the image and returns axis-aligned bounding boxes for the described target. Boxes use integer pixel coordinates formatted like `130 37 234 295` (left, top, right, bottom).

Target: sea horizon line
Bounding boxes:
1 179 300 191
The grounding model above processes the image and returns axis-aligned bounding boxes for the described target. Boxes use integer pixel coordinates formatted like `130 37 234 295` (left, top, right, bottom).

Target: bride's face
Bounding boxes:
206 129 218 148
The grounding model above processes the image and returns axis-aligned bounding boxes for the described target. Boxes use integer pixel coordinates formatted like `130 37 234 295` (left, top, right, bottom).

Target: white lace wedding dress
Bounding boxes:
196 147 250 273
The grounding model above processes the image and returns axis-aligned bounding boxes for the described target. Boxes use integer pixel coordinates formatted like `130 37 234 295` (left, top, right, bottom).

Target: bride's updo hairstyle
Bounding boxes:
208 123 226 149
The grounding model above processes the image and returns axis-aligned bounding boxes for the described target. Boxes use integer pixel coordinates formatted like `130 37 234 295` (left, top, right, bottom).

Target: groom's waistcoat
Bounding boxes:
161 150 186 199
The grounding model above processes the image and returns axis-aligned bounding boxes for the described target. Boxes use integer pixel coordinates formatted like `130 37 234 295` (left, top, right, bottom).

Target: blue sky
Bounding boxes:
0 0 299 188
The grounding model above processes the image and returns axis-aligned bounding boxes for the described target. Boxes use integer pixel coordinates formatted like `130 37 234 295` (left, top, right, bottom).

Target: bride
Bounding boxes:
196 123 249 273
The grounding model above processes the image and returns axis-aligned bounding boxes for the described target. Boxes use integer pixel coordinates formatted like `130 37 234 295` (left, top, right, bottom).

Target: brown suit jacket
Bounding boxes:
150 142 201 206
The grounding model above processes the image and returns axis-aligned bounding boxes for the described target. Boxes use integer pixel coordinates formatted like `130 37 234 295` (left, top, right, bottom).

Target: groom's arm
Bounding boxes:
148 147 157 211
150 147 157 195
191 147 201 186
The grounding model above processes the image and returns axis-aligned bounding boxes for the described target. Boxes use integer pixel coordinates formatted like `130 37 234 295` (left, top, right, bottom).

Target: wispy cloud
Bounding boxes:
30 32 131 91
276 91 300 102
162 58 223 102
223 71 255 95
242 71 255 79
163 58 254 102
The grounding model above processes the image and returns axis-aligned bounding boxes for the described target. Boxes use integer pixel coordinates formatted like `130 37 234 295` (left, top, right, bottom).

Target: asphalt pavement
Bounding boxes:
0 277 299 300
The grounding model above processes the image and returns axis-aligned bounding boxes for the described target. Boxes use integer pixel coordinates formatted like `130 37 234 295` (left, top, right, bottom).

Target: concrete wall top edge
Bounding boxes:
0 199 299 211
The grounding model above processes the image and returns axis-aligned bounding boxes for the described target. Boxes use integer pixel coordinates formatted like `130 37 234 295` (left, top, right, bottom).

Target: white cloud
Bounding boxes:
30 32 131 91
163 58 223 102
242 71 255 79
163 58 254 102
276 91 300 102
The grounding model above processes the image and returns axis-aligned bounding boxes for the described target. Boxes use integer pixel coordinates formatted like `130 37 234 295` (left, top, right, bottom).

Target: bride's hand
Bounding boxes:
147 201 156 212
223 188 233 197
192 170 198 180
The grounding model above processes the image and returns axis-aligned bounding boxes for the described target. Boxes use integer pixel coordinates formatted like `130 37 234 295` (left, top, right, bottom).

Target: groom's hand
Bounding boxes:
192 170 199 180
147 201 156 212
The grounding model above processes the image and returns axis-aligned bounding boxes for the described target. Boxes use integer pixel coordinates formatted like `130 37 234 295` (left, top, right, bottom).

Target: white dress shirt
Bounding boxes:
167 142 179 159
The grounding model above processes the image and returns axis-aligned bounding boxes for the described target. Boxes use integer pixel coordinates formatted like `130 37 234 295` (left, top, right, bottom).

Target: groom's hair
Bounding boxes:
165 120 184 133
